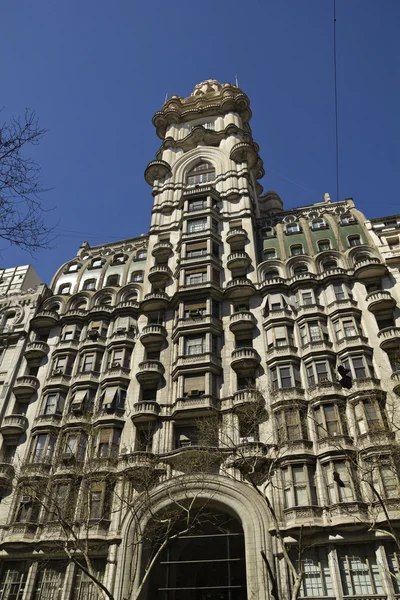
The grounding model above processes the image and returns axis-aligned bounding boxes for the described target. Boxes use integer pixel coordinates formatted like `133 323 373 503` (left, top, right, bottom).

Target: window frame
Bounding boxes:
282 464 317 507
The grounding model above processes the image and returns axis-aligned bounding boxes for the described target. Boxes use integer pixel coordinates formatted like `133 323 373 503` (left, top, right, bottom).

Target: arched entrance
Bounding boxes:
147 510 247 599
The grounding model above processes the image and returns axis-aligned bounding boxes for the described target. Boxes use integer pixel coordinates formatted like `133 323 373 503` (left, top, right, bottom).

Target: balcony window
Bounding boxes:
348 235 361 247
83 279 96 291
275 407 307 442
184 335 205 356
135 427 154 452
0 565 28 599
188 198 207 212
292 547 333 597
187 218 207 234
44 392 65 416
186 161 215 185
338 546 383 596
322 460 357 503
306 361 331 386
314 403 344 438
342 355 373 379
31 433 56 462
186 241 207 258
185 269 207 285
291 244 303 256
174 425 199 448
318 239 331 251
355 399 385 434
282 464 317 507
96 428 121 458
270 364 300 390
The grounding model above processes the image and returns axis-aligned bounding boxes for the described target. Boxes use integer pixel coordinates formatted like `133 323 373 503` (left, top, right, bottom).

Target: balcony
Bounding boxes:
140 324 167 346
152 241 173 258
32 413 62 430
354 256 387 279
108 328 136 345
101 364 131 383
226 228 248 244
283 506 323 528
119 451 156 474
30 309 59 328
230 348 260 373
136 360 164 384
88 304 113 317
357 429 395 452
259 276 287 294
48 370 71 388
229 311 257 334
24 341 49 361
62 308 88 321
326 297 359 315
301 339 334 355
0 463 14 487
172 395 219 419
366 290 396 313
57 338 80 351
148 265 172 283
229 441 268 474
288 272 318 286
378 326 400 350
347 377 382 398
226 252 251 271
270 386 305 405
262 307 293 325
113 301 140 316
224 278 256 299
337 335 369 350
73 370 100 386
266 344 298 363
131 401 160 423
391 370 400 394
318 267 347 282
316 435 354 455
0 415 29 438
21 461 52 477
141 292 170 311
144 159 171 185
232 389 264 410
174 352 221 372
307 380 343 400
295 303 325 320
13 375 40 398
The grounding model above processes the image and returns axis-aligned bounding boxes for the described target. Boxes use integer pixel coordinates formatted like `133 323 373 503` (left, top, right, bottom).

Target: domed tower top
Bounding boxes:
152 79 252 139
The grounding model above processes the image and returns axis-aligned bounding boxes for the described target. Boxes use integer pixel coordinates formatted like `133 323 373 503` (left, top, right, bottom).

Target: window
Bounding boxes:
174 425 199 448
67 263 78 272
100 387 126 411
183 373 206 396
58 283 71 295
293 547 333 597
0 564 27 600
15 493 40 523
80 352 101 373
340 213 354 225
282 464 316 507
105 274 119 287
186 241 207 258
355 399 385 434
338 546 383 596
306 361 331 386
187 218 207 233
263 249 276 260
334 317 361 340
44 392 65 415
318 239 331 251
71 560 106 600
300 321 327 346
33 562 64 600
188 198 207 212
322 260 337 271
264 227 275 238
186 161 215 185
184 300 206 319
53 355 72 375
185 268 207 286
286 223 300 234
311 218 327 230
301 291 313 306
62 326 81 341
270 364 300 390
88 320 108 337
96 428 121 458
31 433 56 462
314 403 344 438
333 283 345 301
136 250 147 261
342 355 373 380
368 462 400 500
63 431 87 460
112 254 125 264
322 460 357 503
292 264 308 275
348 235 361 247
83 279 96 291
91 259 102 268
264 269 279 280
130 271 143 282
275 407 307 442
291 245 303 256
70 389 95 414
267 325 294 348
184 335 205 356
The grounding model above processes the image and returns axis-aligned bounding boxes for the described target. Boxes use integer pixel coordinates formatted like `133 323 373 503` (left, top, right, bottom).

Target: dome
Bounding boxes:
191 80 223 97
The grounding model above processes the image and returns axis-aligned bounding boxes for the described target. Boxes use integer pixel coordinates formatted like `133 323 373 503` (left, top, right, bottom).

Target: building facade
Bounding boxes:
0 80 400 600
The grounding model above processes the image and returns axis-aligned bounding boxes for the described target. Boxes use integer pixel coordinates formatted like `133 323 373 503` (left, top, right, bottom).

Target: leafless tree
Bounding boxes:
0 109 53 252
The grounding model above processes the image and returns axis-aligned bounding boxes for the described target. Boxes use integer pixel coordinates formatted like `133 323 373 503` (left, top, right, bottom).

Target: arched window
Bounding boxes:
264 269 279 280
348 235 361 247
147 510 247 599
67 263 79 273
58 283 71 295
293 264 308 275
91 258 103 269
112 253 126 264
186 161 216 185
322 260 337 271
311 218 327 230
318 240 331 252
73 300 87 310
291 245 303 256
99 295 112 306
83 279 96 291
106 274 120 287
125 291 138 302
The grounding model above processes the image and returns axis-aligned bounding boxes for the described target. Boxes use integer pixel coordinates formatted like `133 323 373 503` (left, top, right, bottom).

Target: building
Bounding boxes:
0 80 400 600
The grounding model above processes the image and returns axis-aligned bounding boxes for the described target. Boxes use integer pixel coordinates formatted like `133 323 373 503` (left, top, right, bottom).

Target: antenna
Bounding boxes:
333 0 339 202
235 74 239 87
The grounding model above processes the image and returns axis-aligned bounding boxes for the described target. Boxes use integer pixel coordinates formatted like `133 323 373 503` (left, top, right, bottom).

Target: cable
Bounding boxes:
333 0 340 202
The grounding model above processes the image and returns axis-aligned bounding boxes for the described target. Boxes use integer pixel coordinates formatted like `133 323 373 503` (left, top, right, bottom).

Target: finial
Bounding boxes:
324 193 331 203
235 74 239 87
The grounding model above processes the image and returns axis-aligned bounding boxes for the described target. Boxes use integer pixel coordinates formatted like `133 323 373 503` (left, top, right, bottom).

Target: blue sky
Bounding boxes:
2 0 399 284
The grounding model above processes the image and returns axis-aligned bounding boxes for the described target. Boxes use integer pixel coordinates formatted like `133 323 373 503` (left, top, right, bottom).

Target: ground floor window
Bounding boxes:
147 511 247 599
33 562 65 599
71 560 106 600
338 546 384 595
0 564 27 600
293 547 333 597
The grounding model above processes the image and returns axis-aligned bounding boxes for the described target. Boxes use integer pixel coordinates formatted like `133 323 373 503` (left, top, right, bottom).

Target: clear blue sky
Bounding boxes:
2 0 399 284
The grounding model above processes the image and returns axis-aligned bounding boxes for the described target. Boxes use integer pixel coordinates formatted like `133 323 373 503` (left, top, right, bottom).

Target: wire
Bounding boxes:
333 0 340 202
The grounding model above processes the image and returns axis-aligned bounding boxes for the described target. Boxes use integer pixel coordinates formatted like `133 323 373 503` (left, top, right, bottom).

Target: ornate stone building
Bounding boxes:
0 80 400 600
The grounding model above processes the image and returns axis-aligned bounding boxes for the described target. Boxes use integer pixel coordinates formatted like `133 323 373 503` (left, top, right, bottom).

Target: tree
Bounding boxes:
0 109 52 252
